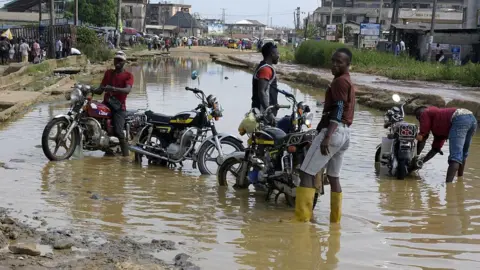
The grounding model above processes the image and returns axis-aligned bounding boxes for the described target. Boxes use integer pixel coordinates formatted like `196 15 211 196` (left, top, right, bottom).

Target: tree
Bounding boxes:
66 0 117 27
336 25 353 43
297 24 319 40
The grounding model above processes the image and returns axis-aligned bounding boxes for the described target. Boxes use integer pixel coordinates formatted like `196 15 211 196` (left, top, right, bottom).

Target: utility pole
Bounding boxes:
304 12 309 40
162 1 166 36
116 0 122 48
143 0 150 33
296 7 300 31
39 0 42 23
427 0 438 62
266 0 270 27
389 0 399 42
329 0 334 25
49 0 55 58
74 0 78 26
221 8 226 24
377 0 383 24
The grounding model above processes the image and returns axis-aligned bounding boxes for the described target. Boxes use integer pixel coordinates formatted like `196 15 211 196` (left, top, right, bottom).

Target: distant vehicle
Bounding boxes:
227 39 238 49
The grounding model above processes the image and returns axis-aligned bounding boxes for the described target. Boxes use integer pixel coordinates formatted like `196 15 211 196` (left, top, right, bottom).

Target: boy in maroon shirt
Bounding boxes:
94 51 134 157
415 106 477 182
295 48 356 223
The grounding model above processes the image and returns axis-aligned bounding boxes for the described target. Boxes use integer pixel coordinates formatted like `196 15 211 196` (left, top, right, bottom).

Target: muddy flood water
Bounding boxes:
1 55 480 269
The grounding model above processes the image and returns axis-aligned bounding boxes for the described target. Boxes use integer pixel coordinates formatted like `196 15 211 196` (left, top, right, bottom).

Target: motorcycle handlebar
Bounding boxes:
276 104 291 109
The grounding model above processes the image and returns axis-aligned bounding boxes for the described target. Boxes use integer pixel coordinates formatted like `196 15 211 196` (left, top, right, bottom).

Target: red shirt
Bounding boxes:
323 73 356 126
418 106 457 149
101 69 134 110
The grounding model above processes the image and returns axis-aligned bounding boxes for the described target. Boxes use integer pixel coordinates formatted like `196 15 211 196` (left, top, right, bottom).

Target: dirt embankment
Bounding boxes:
0 207 199 269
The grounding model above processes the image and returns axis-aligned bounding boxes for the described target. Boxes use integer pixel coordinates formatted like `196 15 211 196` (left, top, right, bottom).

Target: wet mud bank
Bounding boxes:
0 207 199 269
227 54 480 120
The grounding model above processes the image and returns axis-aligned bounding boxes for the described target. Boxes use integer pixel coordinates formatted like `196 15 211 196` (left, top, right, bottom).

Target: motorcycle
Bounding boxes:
375 94 424 180
217 90 319 208
41 84 146 161
129 72 244 175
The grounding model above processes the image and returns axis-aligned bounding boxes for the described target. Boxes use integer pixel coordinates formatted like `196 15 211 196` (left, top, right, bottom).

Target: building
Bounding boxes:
225 20 266 39
2 0 65 14
321 0 464 9
122 0 148 32
146 3 191 26
165 11 202 37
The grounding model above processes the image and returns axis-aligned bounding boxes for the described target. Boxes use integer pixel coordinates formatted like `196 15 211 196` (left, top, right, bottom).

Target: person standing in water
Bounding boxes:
251 42 279 117
295 48 356 223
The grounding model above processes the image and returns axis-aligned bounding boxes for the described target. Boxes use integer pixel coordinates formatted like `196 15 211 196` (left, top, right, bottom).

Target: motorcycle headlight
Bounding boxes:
70 88 82 103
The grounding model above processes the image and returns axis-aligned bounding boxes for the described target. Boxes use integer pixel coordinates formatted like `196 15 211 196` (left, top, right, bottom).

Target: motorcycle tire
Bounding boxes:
41 118 79 161
197 137 244 175
135 133 168 166
397 159 407 180
375 145 381 163
217 156 250 188
285 192 319 210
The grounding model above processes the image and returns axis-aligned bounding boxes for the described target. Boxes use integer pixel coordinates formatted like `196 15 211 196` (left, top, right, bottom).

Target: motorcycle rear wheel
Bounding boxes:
397 159 408 180
134 133 168 166
41 118 79 161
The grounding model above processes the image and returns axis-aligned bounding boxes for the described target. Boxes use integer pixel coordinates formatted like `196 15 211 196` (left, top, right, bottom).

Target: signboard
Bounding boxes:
207 23 224 35
326 24 336 41
360 23 380 36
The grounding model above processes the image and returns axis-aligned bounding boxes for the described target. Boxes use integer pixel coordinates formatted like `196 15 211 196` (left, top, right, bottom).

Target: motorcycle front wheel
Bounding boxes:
217 156 250 188
41 118 79 161
197 137 245 175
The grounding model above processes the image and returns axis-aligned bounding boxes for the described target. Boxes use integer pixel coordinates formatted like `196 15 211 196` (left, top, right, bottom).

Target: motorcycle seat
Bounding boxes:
145 110 172 124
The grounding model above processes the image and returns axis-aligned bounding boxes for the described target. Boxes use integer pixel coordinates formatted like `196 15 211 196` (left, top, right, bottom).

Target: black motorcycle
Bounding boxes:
375 94 424 179
129 84 244 175
217 90 319 208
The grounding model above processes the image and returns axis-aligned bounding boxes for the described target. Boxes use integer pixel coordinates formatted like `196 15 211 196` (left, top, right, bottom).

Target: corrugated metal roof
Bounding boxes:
166 11 201 29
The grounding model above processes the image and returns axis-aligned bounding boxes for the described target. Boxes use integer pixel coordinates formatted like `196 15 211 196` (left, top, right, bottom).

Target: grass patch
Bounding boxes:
77 43 114 63
25 61 52 74
278 45 295 63
295 40 480 86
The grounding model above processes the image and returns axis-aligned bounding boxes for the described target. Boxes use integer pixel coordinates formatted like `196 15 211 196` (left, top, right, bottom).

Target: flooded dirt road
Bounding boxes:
1 55 480 269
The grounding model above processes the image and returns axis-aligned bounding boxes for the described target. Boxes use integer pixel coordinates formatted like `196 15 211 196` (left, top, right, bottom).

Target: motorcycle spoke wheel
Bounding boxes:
48 124 73 157
42 118 79 161
218 158 244 187
198 138 244 175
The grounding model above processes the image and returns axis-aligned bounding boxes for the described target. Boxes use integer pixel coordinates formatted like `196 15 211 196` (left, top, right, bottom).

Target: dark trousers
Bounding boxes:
56 51 62 59
112 110 126 139
0 51 8 65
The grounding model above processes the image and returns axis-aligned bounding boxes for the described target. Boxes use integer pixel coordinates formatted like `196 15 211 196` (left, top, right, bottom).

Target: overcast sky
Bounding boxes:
151 0 321 27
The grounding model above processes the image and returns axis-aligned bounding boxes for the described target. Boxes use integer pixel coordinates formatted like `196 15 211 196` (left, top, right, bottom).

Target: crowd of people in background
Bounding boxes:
0 35 77 65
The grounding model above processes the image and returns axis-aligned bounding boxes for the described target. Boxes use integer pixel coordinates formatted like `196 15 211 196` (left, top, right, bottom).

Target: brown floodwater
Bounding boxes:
1 56 480 269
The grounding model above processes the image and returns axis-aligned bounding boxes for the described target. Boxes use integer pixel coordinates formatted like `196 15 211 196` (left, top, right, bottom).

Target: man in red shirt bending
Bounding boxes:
94 51 134 157
415 106 477 182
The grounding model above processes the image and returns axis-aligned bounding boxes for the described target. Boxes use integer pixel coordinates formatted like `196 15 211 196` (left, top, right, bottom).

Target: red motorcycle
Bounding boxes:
41 84 145 161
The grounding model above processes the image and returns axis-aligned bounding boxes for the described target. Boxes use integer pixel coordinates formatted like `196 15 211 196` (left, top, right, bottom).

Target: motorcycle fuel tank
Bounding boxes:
87 102 112 119
170 111 198 125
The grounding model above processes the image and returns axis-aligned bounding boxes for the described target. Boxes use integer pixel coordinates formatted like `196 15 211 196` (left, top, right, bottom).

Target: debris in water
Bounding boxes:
9 243 41 256
90 194 101 200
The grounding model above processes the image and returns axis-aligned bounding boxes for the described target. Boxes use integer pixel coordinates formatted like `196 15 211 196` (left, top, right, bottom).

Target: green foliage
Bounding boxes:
67 0 117 27
76 26 99 45
294 40 480 86
278 45 295 63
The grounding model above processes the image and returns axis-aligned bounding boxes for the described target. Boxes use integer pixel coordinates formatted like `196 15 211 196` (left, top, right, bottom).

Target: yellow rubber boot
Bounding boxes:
295 187 316 222
330 192 343 223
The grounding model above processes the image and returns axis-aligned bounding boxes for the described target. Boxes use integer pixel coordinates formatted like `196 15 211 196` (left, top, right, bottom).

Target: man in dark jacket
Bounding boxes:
251 42 279 117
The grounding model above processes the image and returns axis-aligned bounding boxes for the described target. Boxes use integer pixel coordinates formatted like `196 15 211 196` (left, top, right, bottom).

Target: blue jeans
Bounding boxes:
449 114 477 164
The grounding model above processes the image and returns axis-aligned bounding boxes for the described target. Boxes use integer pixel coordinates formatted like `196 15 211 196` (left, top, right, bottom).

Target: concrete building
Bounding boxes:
165 11 202 37
225 20 266 39
321 0 464 9
122 0 148 32
146 3 191 26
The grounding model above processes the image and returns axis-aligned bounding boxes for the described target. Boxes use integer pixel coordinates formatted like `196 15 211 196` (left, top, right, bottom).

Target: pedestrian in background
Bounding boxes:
55 38 63 59
19 39 30 63
0 37 10 65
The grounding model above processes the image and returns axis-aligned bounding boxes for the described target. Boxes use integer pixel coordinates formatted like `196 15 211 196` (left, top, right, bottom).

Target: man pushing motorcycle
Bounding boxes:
415 106 477 183
94 51 134 157
295 48 356 223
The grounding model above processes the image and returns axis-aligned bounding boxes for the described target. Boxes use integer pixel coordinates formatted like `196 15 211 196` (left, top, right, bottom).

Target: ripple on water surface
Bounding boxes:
1 57 480 269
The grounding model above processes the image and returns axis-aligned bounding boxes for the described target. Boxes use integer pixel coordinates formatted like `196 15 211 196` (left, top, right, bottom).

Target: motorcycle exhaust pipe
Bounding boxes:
129 145 169 161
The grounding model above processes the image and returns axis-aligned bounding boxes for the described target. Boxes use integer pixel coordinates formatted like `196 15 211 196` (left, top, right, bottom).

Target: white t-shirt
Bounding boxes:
19 43 30 56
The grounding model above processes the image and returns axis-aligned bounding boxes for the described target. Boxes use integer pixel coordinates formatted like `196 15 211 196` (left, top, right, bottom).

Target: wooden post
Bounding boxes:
49 0 55 58
427 0 438 62
74 0 78 26
116 0 122 48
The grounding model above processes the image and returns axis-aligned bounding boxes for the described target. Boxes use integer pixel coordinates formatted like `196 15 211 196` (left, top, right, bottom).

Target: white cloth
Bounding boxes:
19 43 30 56
70 48 81 55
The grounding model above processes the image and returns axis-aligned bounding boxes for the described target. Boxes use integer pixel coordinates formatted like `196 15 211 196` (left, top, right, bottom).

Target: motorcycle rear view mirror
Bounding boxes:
392 94 401 103
191 70 200 86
